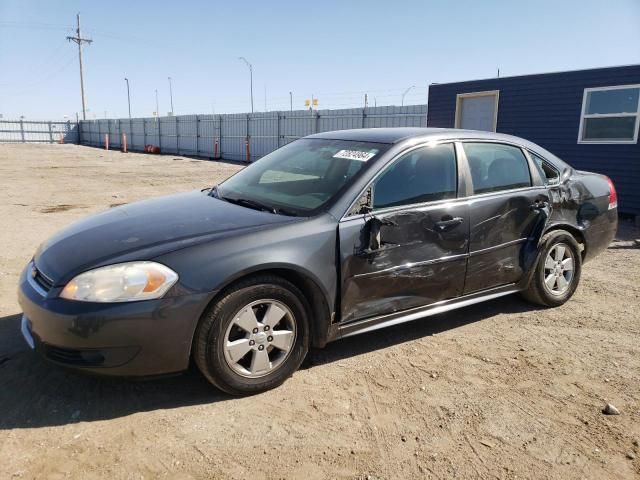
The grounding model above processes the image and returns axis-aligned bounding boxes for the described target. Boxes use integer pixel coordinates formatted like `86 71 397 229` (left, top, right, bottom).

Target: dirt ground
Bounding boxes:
0 143 638 480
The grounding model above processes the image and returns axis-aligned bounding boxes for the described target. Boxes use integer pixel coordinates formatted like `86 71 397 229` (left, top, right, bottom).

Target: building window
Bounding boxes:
455 91 499 132
578 85 640 144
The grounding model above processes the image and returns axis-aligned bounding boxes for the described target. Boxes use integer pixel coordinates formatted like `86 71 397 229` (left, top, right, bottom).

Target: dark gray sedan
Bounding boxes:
18 128 618 394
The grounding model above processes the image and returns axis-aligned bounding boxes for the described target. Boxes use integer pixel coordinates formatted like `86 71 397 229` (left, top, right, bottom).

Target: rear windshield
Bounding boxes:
217 138 390 215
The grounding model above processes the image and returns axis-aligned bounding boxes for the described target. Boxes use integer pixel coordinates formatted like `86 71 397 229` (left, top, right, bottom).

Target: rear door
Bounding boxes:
338 142 469 323
461 141 550 293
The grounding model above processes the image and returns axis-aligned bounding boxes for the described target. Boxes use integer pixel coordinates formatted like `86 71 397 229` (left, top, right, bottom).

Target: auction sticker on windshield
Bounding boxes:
333 149 378 162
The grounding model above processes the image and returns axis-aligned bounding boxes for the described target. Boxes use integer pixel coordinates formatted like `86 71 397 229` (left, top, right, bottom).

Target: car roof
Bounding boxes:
306 127 529 145
306 127 572 174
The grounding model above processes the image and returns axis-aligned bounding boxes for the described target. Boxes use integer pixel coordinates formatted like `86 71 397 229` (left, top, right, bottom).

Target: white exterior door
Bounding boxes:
456 91 499 132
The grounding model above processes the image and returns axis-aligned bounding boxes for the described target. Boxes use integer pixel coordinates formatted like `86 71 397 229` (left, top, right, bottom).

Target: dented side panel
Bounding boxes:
464 187 550 294
339 202 469 323
546 171 617 261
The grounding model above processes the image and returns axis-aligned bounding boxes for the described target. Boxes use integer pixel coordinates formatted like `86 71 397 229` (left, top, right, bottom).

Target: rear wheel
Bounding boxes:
193 275 309 395
522 230 582 307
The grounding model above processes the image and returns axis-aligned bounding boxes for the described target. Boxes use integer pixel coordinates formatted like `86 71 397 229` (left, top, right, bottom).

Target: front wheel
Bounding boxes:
522 230 582 307
193 275 310 395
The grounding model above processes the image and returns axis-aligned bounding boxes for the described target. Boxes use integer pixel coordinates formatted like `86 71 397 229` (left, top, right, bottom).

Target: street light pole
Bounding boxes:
124 78 131 119
168 76 174 115
155 89 159 119
289 91 293 111
238 57 254 113
401 85 416 106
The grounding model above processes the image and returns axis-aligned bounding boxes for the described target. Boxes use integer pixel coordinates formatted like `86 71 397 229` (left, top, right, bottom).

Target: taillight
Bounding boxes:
606 177 617 210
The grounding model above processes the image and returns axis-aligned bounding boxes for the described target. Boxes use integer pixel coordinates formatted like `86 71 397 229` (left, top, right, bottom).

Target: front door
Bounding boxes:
461 141 550 293
338 142 469 323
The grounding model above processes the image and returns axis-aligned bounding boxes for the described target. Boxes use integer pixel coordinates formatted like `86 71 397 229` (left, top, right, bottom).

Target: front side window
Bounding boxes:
218 139 390 215
463 143 531 194
578 85 640 143
372 143 457 209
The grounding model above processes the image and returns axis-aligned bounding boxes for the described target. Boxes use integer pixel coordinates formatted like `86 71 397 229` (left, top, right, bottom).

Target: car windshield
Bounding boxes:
216 138 390 215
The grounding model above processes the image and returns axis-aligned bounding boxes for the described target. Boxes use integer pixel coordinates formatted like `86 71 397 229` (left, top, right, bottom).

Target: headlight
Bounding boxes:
60 261 178 303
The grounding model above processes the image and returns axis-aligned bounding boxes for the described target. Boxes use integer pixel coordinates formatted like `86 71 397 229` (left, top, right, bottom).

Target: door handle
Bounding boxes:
530 200 549 211
434 216 463 231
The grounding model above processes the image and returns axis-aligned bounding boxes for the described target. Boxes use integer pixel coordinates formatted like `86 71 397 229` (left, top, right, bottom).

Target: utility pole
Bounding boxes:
168 77 174 115
67 13 93 121
124 78 131 119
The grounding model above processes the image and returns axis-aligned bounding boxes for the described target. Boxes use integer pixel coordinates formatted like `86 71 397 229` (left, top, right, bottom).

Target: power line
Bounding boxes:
66 13 92 120
0 21 73 32
82 28 158 46
3 54 77 95
209 91 428 112
0 41 71 86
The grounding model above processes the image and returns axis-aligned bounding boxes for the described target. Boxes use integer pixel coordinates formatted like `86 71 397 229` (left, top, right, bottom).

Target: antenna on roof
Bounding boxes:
497 68 500 78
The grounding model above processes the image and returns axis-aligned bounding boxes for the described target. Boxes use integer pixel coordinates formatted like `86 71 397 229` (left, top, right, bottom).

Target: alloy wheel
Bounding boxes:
223 299 297 378
543 243 575 296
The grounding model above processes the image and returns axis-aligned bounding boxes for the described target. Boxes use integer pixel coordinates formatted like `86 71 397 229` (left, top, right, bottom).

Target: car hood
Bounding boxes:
34 190 297 284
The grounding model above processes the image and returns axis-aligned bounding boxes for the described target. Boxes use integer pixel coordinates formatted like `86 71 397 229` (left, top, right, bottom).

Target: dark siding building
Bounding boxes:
427 65 640 216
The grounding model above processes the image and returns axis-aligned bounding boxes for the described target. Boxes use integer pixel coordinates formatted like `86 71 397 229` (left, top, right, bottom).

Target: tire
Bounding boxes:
521 230 582 307
193 275 310 395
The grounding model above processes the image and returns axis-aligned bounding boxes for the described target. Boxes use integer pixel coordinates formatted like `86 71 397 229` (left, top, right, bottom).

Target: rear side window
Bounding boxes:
463 143 531 194
373 143 457 209
529 151 560 185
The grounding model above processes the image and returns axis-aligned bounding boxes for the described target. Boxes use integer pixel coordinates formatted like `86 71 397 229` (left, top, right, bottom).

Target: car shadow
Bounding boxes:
0 295 540 430
0 313 227 430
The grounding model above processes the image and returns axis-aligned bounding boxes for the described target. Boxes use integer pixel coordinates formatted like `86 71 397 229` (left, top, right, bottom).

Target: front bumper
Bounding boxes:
18 262 212 376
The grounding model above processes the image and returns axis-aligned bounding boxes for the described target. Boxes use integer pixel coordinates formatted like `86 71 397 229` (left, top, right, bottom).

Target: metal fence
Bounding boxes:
0 120 79 144
78 105 428 162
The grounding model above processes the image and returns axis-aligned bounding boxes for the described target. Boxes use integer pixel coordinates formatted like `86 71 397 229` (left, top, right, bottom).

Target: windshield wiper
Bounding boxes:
275 207 300 217
219 196 278 214
237 198 279 214
214 190 299 216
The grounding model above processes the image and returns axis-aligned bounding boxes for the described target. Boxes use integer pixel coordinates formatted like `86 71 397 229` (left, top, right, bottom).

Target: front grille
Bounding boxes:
32 266 54 292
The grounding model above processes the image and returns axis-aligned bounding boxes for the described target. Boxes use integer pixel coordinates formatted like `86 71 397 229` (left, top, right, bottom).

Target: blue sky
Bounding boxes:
1 0 639 120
